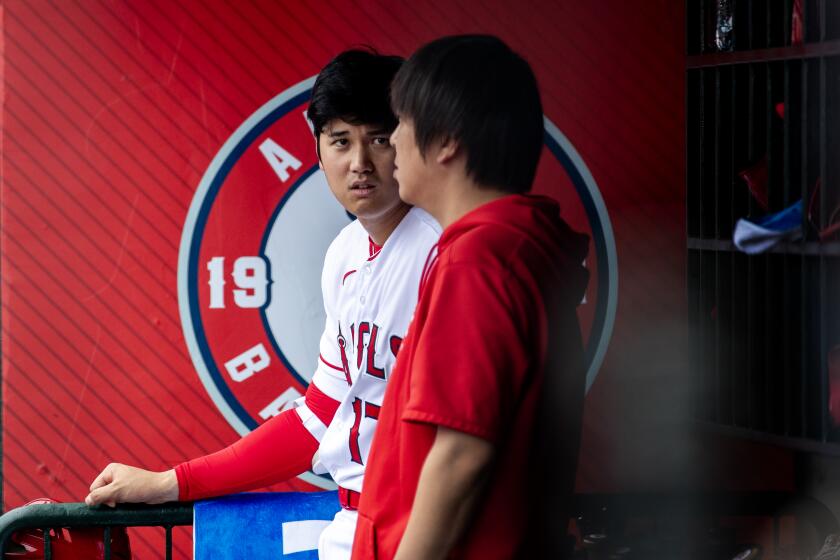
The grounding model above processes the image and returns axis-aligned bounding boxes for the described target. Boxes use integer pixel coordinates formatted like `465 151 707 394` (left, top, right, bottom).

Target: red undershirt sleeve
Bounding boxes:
174 382 340 501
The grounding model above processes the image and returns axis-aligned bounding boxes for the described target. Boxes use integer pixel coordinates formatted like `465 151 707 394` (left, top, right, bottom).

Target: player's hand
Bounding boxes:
85 463 179 507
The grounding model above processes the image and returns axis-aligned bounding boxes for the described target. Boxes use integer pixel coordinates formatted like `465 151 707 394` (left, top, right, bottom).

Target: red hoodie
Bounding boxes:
352 194 589 559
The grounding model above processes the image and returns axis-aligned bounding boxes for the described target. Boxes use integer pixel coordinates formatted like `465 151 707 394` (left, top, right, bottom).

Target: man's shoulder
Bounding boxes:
385 207 441 258
443 223 523 268
325 219 367 257
389 207 442 250
322 219 366 281
405 206 443 238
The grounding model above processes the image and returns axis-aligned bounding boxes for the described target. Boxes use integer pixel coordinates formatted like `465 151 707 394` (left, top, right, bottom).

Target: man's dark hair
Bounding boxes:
391 35 543 194
308 49 403 149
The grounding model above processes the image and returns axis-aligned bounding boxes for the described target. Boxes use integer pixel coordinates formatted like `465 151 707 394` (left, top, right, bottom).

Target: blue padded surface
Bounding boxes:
194 491 340 559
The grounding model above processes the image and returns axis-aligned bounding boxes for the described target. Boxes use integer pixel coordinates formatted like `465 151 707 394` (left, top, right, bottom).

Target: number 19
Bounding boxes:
207 256 268 309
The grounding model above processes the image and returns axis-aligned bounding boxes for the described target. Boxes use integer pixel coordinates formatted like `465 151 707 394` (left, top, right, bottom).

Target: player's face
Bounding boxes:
318 119 402 221
390 117 427 208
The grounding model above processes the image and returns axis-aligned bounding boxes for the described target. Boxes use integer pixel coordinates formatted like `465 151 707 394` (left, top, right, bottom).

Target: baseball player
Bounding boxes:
351 35 589 560
85 49 440 560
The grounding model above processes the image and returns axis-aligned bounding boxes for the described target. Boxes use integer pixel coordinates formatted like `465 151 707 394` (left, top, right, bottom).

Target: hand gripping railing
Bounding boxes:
0 502 193 560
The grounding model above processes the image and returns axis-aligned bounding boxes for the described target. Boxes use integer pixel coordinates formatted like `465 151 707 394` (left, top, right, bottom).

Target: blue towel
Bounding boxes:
194 492 341 559
733 199 804 254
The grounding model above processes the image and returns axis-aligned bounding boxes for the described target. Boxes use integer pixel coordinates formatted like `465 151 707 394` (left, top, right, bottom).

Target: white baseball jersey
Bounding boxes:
295 206 441 491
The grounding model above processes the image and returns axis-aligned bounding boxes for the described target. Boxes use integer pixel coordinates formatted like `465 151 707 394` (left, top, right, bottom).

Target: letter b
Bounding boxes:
225 343 270 382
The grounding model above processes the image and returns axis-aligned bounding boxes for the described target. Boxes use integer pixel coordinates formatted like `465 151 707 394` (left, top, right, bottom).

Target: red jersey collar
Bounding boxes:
368 237 383 260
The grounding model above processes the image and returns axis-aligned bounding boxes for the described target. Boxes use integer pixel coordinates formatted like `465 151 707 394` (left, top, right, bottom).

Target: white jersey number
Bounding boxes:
207 256 268 309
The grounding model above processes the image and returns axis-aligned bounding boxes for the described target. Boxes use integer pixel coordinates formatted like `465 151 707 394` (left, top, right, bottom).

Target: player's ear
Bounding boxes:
315 135 324 170
304 111 323 170
435 136 459 165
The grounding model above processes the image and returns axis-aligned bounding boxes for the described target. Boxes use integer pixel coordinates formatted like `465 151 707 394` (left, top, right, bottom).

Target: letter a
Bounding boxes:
259 138 302 182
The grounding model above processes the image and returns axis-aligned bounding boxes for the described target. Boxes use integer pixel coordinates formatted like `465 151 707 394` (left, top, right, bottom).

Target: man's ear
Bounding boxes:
315 134 324 170
435 136 459 165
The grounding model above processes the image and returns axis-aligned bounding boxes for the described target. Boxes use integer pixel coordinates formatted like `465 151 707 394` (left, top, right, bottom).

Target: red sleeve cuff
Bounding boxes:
174 462 190 501
401 409 496 442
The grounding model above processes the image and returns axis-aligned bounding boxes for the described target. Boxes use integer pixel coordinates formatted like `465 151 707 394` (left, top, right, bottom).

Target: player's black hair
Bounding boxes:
308 48 403 155
391 35 543 194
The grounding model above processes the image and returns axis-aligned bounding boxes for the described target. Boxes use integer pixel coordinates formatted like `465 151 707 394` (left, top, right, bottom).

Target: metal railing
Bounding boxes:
0 493 835 558
0 502 193 559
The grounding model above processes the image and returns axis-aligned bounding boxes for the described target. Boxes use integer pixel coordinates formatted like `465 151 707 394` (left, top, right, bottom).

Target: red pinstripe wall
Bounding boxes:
2 0 699 557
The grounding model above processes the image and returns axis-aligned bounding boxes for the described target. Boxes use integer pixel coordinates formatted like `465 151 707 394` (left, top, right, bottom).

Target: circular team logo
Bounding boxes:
178 77 618 488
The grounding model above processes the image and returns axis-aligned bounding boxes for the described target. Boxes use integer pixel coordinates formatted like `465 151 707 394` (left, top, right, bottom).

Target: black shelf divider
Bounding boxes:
687 238 840 256
687 0 839 452
687 39 840 68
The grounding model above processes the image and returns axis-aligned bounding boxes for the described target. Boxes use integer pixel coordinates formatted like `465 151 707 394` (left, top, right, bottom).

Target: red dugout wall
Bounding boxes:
1 0 699 556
